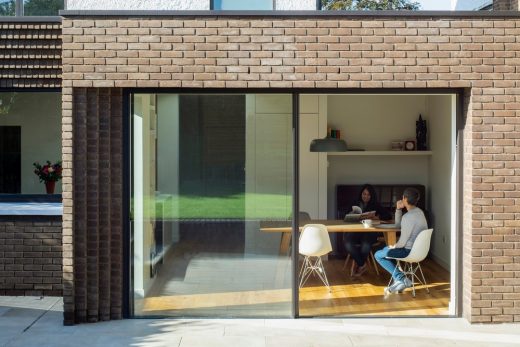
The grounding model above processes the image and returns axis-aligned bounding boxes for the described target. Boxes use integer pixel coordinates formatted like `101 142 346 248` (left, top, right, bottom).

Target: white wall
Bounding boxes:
326 95 429 218
299 94 327 219
66 0 209 10
276 0 317 10
427 95 454 269
157 95 180 247
0 92 61 194
66 0 317 10
133 94 157 298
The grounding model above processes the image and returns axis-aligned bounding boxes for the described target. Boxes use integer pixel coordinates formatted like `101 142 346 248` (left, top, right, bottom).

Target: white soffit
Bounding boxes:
276 0 317 10
66 0 209 10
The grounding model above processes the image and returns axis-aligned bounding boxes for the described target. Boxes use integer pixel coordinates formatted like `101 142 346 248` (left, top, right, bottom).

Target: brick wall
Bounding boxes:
61 15 520 324
0 216 62 296
0 22 61 88
62 87 123 325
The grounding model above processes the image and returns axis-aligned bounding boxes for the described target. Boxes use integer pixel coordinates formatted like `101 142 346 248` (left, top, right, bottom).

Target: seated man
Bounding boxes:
374 187 428 294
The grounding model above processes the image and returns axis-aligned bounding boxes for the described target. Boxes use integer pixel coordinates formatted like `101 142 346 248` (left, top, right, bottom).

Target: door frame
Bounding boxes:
122 88 464 319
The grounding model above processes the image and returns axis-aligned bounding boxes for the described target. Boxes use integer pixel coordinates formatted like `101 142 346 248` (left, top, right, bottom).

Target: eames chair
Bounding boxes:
386 228 434 297
299 224 333 291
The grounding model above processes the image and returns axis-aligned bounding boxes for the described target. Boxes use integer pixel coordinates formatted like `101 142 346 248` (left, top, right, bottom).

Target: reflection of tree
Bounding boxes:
322 0 420 10
24 0 63 16
0 1 15 16
0 93 18 116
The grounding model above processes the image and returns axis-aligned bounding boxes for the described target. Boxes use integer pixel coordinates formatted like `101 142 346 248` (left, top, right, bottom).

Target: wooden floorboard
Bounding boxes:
137 252 450 317
299 258 450 317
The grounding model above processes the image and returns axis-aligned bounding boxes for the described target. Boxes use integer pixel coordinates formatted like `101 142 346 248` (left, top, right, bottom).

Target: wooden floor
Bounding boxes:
299 258 450 317
137 251 450 317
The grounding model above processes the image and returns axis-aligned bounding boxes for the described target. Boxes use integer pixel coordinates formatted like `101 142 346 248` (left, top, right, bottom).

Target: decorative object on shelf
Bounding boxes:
310 126 348 152
404 140 416 151
390 140 405 151
33 160 62 194
327 127 342 139
416 114 427 150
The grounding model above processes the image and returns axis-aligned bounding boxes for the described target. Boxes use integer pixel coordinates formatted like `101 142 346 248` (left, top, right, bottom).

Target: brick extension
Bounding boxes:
0 216 62 296
61 15 520 324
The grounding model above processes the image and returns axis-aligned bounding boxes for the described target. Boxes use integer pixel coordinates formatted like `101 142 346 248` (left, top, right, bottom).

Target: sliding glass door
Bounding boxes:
130 93 294 317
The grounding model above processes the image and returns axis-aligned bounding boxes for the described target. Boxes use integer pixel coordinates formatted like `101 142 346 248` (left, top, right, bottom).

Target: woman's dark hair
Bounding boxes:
357 184 379 211
403 187 420 206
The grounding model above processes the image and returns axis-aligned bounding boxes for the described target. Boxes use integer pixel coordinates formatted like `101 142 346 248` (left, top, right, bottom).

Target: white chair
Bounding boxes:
299 224 333 291
386 228 433 297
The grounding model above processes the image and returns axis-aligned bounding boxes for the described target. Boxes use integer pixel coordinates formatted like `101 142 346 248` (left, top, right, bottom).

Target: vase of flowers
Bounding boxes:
33 161 62 194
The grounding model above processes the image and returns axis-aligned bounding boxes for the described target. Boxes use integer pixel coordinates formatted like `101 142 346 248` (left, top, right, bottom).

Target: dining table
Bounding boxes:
260 219 400 256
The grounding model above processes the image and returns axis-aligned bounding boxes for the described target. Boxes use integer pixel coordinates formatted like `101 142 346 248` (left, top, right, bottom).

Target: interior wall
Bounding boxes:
299 94 327 219
157 95 180 247
132 94 157 297
427 95 454 269
326 95 429 218
0 92 62 194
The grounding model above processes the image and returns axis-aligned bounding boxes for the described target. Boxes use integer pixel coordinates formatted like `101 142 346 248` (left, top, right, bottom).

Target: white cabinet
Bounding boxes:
299 95 327 219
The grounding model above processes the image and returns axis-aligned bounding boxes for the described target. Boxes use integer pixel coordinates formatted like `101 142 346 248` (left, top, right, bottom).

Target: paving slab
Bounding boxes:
1 297 520 347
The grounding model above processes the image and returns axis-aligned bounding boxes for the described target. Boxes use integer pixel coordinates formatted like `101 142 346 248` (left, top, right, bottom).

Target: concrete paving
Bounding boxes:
1 296 520 347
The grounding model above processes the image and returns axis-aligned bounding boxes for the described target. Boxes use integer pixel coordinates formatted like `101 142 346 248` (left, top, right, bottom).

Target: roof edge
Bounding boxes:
0 16 62 22
58 10 520 18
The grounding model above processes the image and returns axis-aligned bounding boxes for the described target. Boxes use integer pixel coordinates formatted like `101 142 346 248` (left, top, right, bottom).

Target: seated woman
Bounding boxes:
343 184 391 277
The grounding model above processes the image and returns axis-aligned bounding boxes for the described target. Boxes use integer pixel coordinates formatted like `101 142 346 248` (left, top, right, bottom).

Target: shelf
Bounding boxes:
328 151 433 156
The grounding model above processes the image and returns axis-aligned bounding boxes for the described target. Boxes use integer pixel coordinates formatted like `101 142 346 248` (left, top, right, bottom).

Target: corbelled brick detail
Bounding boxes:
61 15 520 324
0 22 62 88
62 87 123 325
0 216 62 296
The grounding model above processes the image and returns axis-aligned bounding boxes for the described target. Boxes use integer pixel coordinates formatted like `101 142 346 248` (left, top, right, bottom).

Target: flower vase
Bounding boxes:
45 181 55 194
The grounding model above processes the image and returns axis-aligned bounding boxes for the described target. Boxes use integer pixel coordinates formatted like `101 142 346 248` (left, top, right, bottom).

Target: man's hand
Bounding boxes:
396 200 404 210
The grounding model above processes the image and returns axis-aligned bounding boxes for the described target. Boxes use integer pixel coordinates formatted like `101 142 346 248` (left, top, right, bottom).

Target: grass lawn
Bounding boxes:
135 193 292 220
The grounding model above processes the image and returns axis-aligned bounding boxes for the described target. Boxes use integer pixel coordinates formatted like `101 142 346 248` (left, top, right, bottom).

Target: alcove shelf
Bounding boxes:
327 151 433 156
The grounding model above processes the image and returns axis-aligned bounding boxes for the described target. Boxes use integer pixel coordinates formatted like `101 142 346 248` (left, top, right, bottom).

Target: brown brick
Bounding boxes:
59 15 520 325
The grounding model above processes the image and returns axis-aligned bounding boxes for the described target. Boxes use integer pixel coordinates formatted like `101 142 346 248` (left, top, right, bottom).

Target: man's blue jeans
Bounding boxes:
375 246 411 282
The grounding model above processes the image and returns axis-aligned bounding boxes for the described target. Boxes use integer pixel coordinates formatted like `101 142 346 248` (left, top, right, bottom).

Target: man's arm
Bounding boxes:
393 204 409 248
394 208 402 227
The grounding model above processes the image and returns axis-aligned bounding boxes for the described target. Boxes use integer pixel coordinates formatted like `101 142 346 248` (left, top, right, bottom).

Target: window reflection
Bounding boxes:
23 0 63 16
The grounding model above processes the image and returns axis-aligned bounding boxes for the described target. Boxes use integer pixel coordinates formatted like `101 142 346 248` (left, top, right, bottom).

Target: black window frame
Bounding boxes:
3 0 65 16
123 87 465 320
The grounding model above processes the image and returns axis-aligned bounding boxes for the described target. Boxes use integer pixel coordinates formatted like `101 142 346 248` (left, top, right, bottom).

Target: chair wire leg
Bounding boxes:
408 263 416 297
299 257 311 288
298 256 306 280
417 262 430 294
314 257 331 292
388 260 399 287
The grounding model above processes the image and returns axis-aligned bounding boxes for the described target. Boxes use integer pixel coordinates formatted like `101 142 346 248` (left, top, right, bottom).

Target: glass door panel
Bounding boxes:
131 93 294 317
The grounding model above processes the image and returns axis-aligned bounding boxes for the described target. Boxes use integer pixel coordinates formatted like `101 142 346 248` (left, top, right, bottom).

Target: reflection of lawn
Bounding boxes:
138 193 291 219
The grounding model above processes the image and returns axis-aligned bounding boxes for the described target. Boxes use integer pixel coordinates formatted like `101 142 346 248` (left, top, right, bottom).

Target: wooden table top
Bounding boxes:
260 219 400 233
